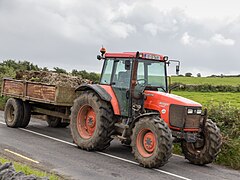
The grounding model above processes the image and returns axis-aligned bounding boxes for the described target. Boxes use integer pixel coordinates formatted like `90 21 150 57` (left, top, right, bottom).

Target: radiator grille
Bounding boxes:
169 105 201 129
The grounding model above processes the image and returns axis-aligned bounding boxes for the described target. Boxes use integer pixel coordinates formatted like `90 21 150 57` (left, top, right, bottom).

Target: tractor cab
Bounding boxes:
99 51 170 118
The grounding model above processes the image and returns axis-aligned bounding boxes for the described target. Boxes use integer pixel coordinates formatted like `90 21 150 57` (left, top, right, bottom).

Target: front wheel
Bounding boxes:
181 119 222 165
131 116 173 168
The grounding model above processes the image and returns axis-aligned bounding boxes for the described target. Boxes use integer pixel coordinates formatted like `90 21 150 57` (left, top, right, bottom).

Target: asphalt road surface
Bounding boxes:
0 111 239 180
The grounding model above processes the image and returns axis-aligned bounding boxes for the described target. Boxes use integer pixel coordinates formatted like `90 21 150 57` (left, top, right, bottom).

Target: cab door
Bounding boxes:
111 59 132 117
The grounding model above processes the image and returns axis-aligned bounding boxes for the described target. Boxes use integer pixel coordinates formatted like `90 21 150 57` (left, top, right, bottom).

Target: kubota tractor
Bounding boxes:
70 48 222 168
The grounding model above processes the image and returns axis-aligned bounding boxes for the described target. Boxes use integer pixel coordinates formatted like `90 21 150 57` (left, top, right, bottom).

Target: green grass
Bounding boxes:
171 76 240 86
0 156 60 180
173 91 240 108
0 96 7 110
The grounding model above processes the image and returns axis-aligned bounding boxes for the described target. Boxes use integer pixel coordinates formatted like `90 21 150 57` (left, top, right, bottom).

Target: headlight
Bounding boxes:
187 108 202 115
196 109 202 114
187 109 194 114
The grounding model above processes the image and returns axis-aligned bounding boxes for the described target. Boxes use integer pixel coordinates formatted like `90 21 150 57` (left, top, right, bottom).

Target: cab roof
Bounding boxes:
105 52 166 61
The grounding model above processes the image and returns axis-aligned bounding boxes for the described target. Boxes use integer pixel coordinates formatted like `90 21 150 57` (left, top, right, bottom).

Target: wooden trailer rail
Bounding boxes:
1 78 76 106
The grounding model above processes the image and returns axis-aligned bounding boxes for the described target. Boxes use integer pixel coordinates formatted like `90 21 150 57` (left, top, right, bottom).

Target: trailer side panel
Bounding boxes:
2 79 24 97
27 83 56 102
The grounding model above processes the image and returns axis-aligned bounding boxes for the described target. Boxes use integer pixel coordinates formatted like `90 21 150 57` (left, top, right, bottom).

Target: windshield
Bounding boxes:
137 60 167 91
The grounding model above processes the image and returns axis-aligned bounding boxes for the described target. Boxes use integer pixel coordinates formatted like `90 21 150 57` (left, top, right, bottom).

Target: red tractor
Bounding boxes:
70 48 222 168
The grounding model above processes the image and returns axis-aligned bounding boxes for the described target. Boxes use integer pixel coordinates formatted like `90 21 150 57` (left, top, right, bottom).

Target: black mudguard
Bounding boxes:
75 84 112 102
133 112 160 124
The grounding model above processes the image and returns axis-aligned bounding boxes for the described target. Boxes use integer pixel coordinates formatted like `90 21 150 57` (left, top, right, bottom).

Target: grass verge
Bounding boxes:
0 156 61 180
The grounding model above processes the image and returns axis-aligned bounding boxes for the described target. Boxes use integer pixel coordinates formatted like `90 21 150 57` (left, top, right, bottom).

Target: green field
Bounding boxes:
171 76 240 86
173 91 240 108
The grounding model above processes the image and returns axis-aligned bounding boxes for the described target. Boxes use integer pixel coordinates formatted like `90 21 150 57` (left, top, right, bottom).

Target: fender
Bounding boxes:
133 112 160 124
75 84 112 102
126 112 160 136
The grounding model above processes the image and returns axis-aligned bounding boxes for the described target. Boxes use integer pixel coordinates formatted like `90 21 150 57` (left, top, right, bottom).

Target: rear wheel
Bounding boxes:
131 116 173 168
4 98 23 128
19 101 31 128
181 119 222 165
70 91 115 151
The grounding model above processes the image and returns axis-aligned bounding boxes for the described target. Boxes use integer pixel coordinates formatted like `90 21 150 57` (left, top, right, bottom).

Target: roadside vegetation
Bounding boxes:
0 59 239 169
173 92 240 169
0 156 60 180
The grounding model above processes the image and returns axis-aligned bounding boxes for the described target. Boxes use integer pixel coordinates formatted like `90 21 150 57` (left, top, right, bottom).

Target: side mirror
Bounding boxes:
125 60 131 70
167 60 180 74
97 55 102 60
176 65 180 75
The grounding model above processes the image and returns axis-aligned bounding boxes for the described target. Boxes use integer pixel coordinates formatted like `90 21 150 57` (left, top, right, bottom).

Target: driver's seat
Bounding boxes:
117 71 130 88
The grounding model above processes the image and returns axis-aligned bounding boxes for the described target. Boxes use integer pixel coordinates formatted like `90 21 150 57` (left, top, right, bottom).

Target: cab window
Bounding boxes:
100 59 114 84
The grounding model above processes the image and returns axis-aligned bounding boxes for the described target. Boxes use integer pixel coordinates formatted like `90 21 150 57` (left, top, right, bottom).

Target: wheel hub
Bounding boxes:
77 105 96 139
136 128 156 158
143 132 155 153
8 105 15 123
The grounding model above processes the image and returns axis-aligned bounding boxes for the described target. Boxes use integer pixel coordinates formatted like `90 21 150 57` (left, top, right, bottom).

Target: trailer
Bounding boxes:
1 78 79 128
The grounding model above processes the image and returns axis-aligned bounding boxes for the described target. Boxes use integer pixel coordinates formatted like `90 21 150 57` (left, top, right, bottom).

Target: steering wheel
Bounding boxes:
136 79 147 86
133 79 147 100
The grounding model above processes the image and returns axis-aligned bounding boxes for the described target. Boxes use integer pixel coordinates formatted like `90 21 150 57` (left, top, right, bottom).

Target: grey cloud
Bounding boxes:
0 0 239 75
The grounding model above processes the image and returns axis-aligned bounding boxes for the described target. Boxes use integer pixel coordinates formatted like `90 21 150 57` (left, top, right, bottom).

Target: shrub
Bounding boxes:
172 83 240 92
207 101 240 138
207 102 240 169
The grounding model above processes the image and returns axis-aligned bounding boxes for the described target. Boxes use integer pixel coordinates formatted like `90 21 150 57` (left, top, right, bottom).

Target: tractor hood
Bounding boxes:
144 90 202 109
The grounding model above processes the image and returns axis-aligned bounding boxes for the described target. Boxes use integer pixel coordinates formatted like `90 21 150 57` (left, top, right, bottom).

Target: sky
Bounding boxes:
0 0 239 76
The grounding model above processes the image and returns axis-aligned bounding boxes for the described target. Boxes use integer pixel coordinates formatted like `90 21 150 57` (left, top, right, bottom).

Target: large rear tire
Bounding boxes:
181 119 222 165
4 98 23 128
19 101 31 128
70 91 115 151
131 116 173 168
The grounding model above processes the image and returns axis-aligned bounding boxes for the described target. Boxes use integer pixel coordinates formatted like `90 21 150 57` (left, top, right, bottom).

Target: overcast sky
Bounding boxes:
0 0 239 76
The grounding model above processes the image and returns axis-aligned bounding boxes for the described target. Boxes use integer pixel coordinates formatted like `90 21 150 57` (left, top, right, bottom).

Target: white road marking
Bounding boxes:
4 148 39 164
173 153 184 158
0 121 191 180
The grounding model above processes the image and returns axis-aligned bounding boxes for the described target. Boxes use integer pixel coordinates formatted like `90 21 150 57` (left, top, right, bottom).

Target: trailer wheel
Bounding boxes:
19 101 31 128
70 91 115 151
131 116 173 168
4 98 24 128
181 119 222 165
47 116 69 128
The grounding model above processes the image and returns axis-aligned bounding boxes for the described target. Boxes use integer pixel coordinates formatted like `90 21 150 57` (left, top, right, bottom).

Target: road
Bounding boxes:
0 111 239 180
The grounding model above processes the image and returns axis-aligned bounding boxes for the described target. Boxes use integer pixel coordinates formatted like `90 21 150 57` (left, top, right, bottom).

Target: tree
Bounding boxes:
185 72 192 77
71 69 100 82
41 67 49 71
53 67 67 74
197 73 201 77
71 69 78 76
